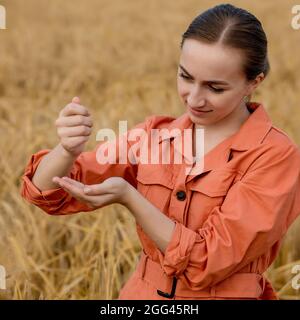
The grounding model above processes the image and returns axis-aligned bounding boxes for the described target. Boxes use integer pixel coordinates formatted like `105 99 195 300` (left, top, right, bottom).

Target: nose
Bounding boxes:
186 86 205 108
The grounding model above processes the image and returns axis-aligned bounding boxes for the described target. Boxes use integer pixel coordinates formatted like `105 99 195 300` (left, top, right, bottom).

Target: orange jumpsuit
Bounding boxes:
20 102 300 300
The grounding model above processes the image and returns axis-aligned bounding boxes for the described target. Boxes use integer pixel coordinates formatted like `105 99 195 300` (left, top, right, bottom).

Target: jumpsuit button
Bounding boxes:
176 190 186 201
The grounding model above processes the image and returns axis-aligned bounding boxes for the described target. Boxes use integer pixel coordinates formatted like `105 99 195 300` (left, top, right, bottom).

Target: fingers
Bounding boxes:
53 176 109 196
72 96 80 104
52 176 86 199
55 115 93 128
60 176 85 188
62 135 90 147
57 125 92 137
83 181 111 195
55 97 93 156
52 176 113 208
60 102 90 117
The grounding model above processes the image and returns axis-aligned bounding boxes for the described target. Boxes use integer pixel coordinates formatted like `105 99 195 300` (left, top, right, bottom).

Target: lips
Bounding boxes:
189 106 212 113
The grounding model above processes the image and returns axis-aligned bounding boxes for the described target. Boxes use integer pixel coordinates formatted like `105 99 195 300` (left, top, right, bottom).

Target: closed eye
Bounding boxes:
179 73 192 80
178 73 225 94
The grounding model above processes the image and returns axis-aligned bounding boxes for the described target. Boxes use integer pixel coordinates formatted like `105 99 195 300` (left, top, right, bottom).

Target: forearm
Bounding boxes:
32 143 77 191
125 184 176 253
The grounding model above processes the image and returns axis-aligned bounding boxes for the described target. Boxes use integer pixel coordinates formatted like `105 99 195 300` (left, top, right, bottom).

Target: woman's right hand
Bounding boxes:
55 97 93 157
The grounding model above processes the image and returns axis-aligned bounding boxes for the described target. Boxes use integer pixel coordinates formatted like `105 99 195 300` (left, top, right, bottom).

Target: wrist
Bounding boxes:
120 182 136 208
58 143 78 161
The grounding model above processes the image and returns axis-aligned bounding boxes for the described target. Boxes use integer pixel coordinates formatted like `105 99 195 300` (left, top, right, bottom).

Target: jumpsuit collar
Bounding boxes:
157 102 273 178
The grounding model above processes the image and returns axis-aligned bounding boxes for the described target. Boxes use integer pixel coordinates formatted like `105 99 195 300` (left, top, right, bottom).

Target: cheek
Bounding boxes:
208 96 243 122
209 95 230 108
209 90 240 109
177 79 187 97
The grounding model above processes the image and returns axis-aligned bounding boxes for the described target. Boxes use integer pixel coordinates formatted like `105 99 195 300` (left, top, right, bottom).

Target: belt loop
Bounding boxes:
260 275 266 293
210 286 216 298
141 253 148 280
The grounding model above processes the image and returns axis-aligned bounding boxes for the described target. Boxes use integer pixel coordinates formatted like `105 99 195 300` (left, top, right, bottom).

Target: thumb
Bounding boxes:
72 96 80 104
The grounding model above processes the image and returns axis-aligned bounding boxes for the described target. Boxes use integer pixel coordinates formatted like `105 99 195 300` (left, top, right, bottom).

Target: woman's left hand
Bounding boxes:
52 176 132 209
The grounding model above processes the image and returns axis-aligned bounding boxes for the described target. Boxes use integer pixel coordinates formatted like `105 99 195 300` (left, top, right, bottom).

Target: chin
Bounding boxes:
187 110 212 125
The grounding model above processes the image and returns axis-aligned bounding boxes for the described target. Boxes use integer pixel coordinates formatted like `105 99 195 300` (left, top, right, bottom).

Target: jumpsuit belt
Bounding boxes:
136 251 266 299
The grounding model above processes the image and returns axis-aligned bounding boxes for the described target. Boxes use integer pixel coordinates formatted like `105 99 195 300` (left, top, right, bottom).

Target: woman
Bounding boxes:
21 4 300 300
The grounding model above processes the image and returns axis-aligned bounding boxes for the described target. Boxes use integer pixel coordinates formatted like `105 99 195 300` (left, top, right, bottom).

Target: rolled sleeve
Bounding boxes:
20 149 89 215
21 150 69 203
156 221 198 277
155 144 300 290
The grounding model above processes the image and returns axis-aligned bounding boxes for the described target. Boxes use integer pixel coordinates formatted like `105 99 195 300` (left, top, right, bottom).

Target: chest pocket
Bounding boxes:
136 165 174 213
190 168 238 196
190 169 237 220
188 169 239 227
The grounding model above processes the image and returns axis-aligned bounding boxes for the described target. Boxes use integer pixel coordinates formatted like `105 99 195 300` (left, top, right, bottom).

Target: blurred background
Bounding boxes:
0 0 299 299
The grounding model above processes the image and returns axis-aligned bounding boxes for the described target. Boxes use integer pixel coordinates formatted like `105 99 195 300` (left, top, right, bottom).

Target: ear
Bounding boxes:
246 72 265 95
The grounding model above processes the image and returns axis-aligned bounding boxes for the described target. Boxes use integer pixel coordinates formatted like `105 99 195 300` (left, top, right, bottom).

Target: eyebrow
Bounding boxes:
179 65 230 85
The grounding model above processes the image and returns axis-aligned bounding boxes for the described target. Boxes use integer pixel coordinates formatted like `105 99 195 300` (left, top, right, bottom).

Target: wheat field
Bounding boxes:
0 0 299 300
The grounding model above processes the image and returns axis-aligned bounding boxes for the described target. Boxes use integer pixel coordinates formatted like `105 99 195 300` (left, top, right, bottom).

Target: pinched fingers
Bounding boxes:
55 115 93 128
57 125 92 137
59 102 90 118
